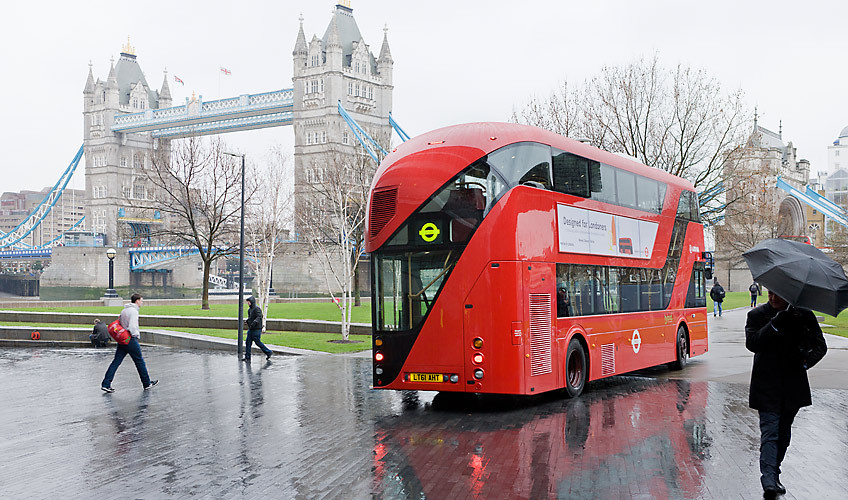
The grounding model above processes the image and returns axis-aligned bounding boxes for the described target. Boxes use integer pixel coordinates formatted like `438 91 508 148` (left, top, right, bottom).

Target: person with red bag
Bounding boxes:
100 294 158 392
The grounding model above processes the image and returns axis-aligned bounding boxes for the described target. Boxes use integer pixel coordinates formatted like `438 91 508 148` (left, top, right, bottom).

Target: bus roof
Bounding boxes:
375 122 694 192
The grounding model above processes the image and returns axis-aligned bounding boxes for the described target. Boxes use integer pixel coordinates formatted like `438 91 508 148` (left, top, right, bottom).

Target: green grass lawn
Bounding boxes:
711 291 848 338
6 302 373 324
0 320 371 353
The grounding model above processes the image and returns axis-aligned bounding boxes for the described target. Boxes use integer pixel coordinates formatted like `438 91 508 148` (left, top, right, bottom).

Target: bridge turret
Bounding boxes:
293 14 308 75
84 62 95 96
377 26 393 87
105 58 120 109
159 69 172 108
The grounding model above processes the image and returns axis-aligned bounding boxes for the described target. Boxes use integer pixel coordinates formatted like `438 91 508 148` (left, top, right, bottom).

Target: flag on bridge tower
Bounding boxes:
174 75 185 85
220 67 231 76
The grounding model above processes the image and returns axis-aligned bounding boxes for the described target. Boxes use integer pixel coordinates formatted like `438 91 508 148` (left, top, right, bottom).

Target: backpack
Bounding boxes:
107 319 132 345
717 287 725 300
749 284 758 294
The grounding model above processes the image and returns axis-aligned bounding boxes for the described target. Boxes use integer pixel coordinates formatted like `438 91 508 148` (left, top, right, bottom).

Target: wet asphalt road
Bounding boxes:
2 306 848 499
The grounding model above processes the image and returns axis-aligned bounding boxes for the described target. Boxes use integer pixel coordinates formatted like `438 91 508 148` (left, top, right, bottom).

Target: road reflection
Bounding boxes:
372 378 711 499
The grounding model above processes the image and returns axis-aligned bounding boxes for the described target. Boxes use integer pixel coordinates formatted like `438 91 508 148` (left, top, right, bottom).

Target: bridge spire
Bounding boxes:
159 68 172 107
293 13 308 56
378 25 393 64
84 61 95 94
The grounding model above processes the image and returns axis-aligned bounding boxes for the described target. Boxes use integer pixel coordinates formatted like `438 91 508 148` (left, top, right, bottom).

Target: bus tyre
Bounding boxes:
564 337 587 398
669 326 688 371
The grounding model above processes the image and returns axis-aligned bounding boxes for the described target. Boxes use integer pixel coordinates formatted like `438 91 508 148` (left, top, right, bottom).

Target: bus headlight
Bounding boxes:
473 368 484 380
449 374 459 383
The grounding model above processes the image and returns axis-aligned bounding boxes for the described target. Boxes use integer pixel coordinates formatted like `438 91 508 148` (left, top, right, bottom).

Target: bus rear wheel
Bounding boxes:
564 337 587 398
669 326 688 371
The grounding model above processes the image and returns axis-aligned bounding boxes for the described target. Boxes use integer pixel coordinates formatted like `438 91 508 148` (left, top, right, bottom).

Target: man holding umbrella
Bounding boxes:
743 238 840 498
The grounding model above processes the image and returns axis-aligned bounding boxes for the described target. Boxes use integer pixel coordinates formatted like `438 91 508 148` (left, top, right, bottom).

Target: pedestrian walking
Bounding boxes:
89 318 110 348
750 282 760 307
243 296 272 362
100 294 158 392
710 280 725 317
745 290 827 498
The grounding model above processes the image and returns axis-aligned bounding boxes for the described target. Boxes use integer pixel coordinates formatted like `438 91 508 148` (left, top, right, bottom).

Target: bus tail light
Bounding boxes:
375 338 383 347
449 374 459 383
472 353 484 364
374 352 384 362
375 366 384 375
473 368 484 380
472 337 483 349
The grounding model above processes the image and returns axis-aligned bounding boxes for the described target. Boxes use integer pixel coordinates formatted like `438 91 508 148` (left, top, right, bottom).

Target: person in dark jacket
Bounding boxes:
90 318 110 348
745 290 827 498
243 296 272 362
709 281 725 317
749 282 760 307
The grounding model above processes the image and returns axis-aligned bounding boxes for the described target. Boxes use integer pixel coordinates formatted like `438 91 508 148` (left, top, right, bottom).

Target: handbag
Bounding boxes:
107 319 132 345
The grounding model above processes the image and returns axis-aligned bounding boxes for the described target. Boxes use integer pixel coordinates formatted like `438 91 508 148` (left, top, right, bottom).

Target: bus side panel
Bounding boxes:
522 262 559 395
463 261 524 394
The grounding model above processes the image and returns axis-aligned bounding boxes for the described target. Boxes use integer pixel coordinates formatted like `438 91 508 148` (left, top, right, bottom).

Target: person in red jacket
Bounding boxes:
745 290 827 498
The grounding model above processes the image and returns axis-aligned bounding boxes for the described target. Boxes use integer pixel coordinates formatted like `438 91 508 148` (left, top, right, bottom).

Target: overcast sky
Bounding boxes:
2 0 846 194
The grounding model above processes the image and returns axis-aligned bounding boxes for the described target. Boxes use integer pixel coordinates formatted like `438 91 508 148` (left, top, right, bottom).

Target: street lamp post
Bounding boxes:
225 152 246 358
104 248 118 298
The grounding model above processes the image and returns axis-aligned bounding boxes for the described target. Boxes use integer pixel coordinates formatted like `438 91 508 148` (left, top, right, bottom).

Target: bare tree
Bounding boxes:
513 56 750 225
148 136 257 309
245 146 293 329
297 146 374 340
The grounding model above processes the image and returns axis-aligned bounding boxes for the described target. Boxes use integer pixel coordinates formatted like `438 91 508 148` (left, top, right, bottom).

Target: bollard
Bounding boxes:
31 331 41 340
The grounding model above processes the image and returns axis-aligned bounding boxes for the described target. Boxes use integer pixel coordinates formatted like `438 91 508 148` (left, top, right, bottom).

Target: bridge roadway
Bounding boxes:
2 306 848 498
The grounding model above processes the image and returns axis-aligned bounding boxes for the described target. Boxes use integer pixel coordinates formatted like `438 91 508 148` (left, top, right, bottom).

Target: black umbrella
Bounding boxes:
742 238 848 316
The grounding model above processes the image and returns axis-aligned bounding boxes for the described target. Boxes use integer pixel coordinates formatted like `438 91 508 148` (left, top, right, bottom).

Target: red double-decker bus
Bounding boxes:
367 122 709 396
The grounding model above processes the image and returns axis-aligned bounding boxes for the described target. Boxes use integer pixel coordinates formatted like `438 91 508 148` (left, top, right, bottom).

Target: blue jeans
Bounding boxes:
245 329 271 358
101 337 151 388
751 294 758 307
713 301 722 316
758 409 798 489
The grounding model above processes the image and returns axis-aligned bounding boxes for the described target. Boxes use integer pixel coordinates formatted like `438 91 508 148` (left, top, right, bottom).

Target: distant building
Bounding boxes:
0 187 85 247
826 125 848 178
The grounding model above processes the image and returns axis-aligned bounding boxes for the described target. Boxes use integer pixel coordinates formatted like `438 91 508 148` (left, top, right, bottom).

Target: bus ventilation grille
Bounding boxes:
528 293 552 376
369 187 398 238
601 343 615 375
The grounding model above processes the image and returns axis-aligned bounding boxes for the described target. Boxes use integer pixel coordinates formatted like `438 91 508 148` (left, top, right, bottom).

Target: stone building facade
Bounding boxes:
291 2 394 214
83 40 170 246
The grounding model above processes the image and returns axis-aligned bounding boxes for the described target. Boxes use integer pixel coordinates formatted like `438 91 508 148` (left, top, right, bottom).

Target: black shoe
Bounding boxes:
763 485 779 499
266 351 272 361
144 380 159 390
775 480 786 494
101 386 115 393
242 357 251 362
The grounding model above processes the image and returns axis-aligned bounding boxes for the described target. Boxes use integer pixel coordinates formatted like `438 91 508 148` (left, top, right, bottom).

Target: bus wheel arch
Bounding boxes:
563 331 589 398
668 322 690 371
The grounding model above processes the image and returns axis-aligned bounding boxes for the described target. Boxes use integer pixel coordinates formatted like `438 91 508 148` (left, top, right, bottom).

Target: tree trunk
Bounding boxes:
353 257 361 307
201 259 211 310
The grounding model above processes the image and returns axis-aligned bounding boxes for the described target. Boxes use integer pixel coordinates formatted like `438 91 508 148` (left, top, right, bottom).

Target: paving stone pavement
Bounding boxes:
2 308 848 499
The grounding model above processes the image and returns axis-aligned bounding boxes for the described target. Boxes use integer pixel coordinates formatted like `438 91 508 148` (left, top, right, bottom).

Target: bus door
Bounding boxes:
522 262 557 394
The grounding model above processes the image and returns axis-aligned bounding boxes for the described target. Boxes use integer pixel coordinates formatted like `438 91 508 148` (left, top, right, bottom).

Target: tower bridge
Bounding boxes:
2 2 395 296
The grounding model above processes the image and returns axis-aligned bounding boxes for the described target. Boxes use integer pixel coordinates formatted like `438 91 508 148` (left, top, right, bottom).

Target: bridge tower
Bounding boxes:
292 2 394 218
83 39 169 246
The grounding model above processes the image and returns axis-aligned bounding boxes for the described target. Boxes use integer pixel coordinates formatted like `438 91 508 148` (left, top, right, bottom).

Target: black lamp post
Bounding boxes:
104 247 118 298
224 151 246 358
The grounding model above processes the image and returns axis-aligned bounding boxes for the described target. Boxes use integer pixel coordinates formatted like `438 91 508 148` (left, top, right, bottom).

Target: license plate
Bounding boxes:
408 372 444 383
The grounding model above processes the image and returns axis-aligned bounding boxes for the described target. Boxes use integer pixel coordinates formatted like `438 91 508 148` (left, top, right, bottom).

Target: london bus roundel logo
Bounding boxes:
632 329 641 354
419 222 441 242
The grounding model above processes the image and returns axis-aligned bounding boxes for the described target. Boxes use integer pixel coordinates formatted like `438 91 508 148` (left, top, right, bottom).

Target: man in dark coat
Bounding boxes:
709 280 725 317
243 296 272 362
90 318 110 348
746 290 827 498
